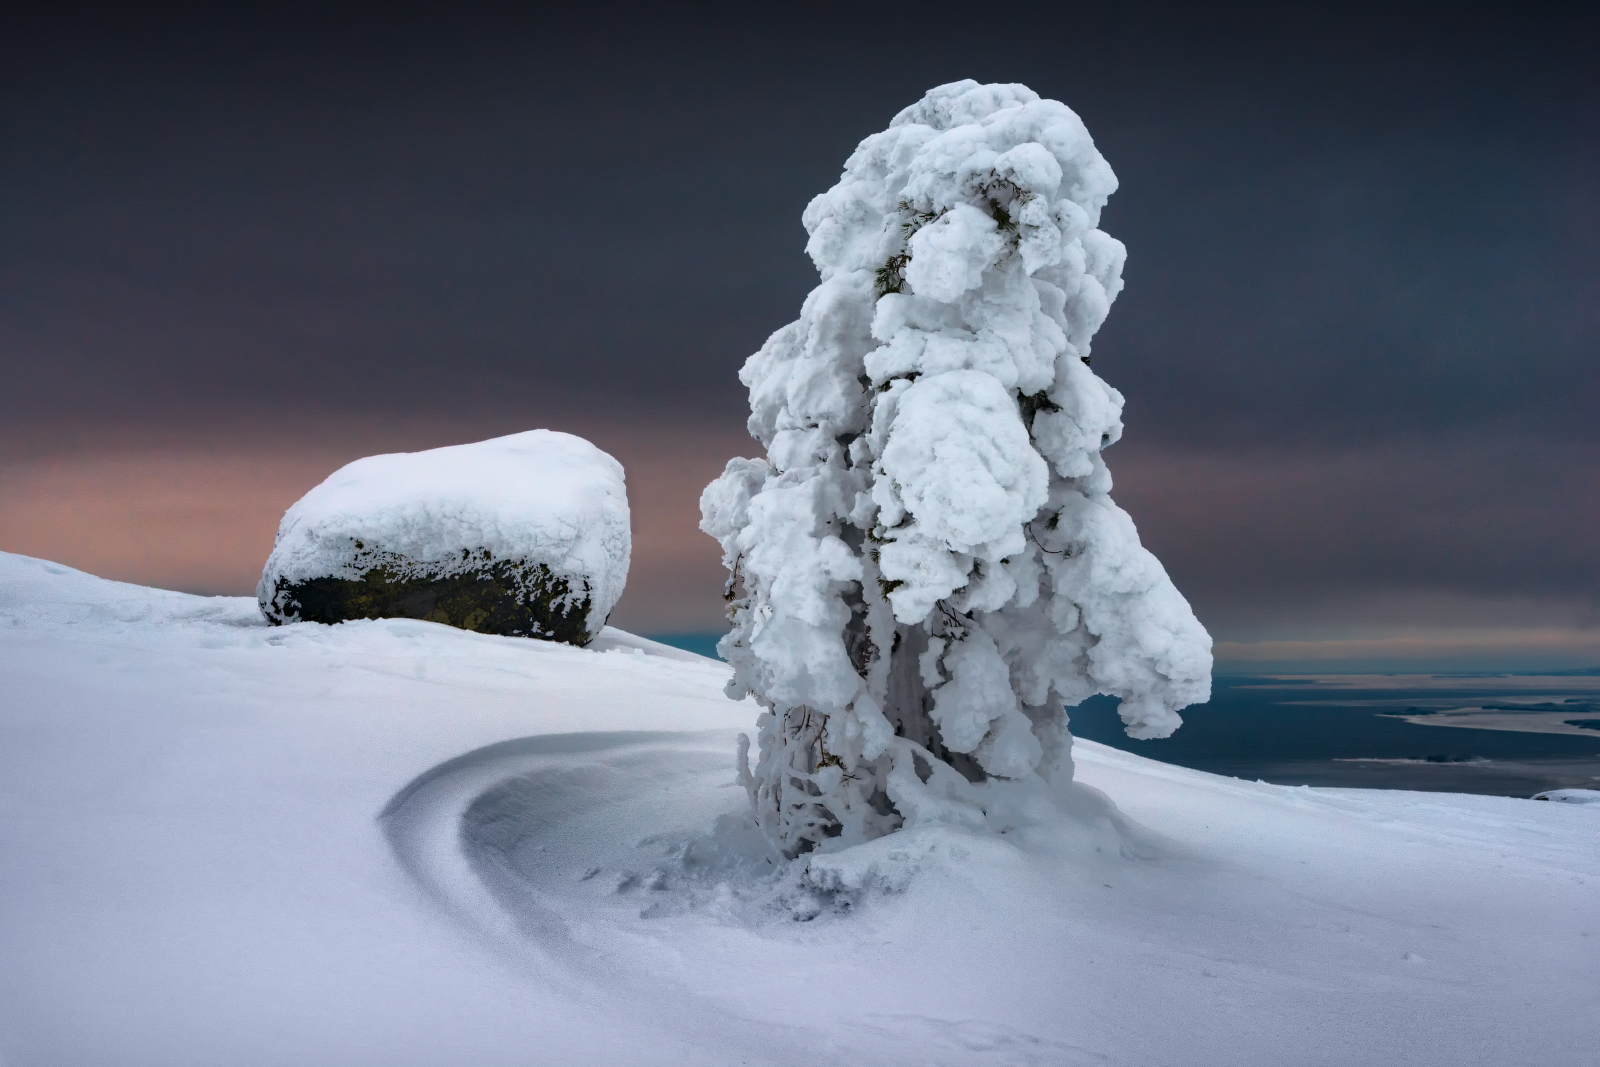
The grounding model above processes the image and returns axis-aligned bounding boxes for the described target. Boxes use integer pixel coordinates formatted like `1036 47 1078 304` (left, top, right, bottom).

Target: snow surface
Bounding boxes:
259 429 630 628
2 551 1595 1066
1533 788 1600 805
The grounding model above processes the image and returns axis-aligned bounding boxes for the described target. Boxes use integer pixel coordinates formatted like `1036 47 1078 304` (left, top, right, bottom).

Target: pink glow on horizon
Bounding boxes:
4 423 1595 661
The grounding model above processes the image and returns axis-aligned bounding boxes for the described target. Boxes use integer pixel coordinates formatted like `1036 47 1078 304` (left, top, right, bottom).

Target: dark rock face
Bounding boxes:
261 549 596 645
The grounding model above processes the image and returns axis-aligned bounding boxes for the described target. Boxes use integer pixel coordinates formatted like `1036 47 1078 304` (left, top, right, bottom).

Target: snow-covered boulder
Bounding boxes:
258 430 630 645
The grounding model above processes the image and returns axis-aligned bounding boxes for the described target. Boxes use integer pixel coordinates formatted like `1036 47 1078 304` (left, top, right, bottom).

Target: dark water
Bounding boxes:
648 632 725 661
647 634 1600 797
1066 678 1600 797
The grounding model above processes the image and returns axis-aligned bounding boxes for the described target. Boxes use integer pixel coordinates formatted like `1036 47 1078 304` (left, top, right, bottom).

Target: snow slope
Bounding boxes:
1 551 1594 1066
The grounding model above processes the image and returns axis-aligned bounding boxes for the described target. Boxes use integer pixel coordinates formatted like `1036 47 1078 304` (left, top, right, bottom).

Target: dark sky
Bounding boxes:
2 6 1597 665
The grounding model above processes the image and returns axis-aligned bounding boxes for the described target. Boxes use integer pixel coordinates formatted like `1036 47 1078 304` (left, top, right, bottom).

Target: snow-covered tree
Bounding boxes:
701 80 1211 858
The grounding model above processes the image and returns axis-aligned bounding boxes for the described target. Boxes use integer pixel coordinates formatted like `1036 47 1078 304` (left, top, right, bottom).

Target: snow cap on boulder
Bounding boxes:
259 430 630 645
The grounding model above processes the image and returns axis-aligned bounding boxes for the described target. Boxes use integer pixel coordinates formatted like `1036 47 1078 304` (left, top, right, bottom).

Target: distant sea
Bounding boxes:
647 634 1600 798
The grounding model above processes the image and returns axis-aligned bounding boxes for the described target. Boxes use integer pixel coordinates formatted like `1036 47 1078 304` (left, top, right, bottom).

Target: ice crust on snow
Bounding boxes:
258 430 631 629
703 80 1211 856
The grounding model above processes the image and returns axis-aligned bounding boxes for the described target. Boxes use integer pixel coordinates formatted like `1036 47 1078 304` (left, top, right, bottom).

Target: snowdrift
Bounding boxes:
1 551 1594 1066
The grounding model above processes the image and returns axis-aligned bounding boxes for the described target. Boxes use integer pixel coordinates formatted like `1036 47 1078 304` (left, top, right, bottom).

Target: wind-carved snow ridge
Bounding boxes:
382 731 896 936
701 79 1213 859
375 727 1169 1064
380 729 1164 948
379 732 806 934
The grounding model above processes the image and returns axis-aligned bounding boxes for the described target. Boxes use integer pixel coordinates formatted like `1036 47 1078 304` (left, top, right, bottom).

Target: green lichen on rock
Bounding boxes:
263 547 596 646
